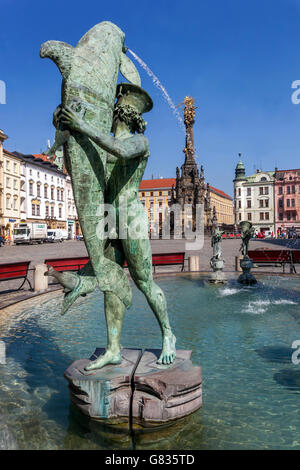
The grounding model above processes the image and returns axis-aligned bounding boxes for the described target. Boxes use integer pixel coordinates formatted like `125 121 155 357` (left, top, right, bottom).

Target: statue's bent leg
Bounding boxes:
85 240 127 371
123 237 176 365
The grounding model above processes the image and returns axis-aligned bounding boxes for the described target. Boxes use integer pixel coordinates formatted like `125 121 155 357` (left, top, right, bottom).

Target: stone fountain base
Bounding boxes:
64 348 202 429
209 257 227 284
238 256 257 285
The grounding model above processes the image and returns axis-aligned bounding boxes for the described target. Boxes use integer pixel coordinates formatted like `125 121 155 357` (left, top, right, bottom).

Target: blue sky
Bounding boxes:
1 0 300 196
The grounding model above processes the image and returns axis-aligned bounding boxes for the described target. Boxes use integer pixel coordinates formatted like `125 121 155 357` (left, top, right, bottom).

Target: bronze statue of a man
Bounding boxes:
60 83 176 369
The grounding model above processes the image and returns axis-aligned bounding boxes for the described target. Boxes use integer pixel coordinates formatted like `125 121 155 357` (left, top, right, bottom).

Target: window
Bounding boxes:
247 200 251 208
6 196 10 209
29 169 32 176
260 212 264 220
292 199 295 207
265 212 269 220
279 213 283 220
260 177 267 181
36 205 40 216
265 187 269 195
51 206 54 217
247 213 252 221
265 199 269 208
29 182 33 195
279 199 283 208
287 212 291 221
6 177 10 188
259 187 264 195
59 207 62 218
13 198 17 210
37 184 40 197
142 192 145 197
259 200 264 208
159 191 162 196
150 192 154 197
13 179 17 190
279 186 283 195
238 213 241 221
51 187 54 199
292 185 295 194
32 204 36 216
247 188 251 196
13 163 17 173
287 199 290 207
238 201 241 209
238 188 241 196
45 206 49 217
57 188 60 200
287 186 290 194
44 185 48 198
6 160 9 170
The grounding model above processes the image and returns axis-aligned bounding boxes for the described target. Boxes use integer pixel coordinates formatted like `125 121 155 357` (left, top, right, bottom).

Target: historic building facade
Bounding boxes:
1 148 23 240
66 175 81 238
233 156 275 234
274 168 300 236
139 178 233 234
13 152 67 230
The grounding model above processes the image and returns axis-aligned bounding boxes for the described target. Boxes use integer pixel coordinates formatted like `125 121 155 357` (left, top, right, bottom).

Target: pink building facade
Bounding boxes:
275 169 300 236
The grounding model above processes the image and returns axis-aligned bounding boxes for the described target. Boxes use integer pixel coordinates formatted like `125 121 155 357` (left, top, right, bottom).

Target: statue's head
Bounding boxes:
239 220 253 235
112 83 153 134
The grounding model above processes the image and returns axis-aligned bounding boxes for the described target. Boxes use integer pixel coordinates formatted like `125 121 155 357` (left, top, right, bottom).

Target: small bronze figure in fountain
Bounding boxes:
238 221 257 285
209 220 226 284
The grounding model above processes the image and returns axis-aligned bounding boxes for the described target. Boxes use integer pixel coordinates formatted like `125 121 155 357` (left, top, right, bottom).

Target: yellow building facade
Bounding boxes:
0 144 22 240
210 185 234 226
139 178 233 232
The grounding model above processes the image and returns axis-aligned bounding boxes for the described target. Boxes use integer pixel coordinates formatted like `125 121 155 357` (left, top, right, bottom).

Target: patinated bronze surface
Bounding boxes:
41 22 176 369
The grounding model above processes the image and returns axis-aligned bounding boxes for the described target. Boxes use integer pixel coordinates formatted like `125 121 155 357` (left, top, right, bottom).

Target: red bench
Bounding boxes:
291 250 300 273
0 261 32 291
248 250 292 273
45 252 185 275
45 257 90 272
152 252 185 273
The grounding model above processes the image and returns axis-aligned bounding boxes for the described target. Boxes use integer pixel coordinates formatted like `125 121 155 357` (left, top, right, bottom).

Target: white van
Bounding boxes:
47 229 67 243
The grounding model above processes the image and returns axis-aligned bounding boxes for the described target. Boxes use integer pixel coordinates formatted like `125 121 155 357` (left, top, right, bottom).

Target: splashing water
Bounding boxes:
128 49 185 133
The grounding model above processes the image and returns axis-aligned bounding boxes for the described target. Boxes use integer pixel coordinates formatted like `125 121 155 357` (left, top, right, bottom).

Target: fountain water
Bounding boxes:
128 49 200 161
128 49 185 132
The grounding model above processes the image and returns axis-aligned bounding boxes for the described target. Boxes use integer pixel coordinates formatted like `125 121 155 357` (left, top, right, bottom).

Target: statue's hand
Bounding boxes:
60 106 85 133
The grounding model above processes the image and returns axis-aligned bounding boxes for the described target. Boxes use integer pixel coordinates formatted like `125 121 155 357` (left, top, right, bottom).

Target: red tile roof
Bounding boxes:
33 153 55 163
139 178 232 200
139 178 176 189
210 185 232 200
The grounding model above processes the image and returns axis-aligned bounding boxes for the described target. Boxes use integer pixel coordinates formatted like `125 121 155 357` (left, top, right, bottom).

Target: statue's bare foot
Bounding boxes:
157 333 176 365
84 350 122 371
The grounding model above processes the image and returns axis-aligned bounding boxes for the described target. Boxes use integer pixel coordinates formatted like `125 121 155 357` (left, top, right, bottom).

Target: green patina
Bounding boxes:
41 22 176 370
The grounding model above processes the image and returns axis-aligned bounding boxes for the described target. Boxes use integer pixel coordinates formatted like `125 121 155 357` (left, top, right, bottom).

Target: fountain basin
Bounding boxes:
0 273 300 449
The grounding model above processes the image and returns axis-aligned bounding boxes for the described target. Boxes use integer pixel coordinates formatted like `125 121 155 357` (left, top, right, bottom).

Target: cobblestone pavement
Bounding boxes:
0 237 298 309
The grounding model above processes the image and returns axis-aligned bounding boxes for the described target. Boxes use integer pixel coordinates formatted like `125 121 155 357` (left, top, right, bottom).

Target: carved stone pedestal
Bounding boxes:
64 348 202 429
238 256 257 285
64 348 142 425
209 257 226 284
132 349 202 427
